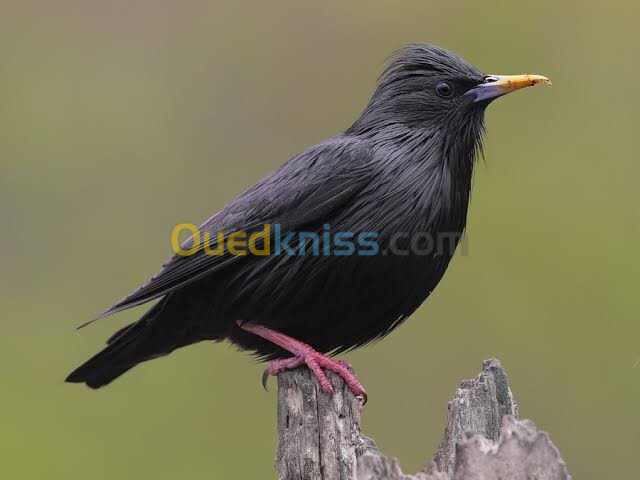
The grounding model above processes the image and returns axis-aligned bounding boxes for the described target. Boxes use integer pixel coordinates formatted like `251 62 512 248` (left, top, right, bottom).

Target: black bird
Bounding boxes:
67 44 549 401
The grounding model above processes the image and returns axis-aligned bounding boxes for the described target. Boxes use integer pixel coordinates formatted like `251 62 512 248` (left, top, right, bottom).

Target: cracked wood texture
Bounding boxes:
275 358 572 480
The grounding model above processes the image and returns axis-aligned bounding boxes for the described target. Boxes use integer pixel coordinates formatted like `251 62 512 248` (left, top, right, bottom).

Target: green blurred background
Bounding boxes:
2 1 638 478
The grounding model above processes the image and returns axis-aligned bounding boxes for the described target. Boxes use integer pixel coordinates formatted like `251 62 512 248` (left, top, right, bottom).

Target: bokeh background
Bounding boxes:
2 1 639 478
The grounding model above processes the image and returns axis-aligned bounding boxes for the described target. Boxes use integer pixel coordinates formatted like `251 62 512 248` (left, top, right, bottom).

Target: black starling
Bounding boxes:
66 44 549 401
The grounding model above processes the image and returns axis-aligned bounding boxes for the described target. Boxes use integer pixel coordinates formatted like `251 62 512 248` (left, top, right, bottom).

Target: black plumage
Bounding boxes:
67 44 548 389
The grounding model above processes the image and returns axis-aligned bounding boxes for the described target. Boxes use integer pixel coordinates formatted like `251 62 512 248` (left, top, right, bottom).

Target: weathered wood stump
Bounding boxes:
275 358 572 480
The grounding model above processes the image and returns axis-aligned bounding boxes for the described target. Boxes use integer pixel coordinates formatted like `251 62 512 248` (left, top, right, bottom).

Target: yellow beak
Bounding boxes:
467 74 551 103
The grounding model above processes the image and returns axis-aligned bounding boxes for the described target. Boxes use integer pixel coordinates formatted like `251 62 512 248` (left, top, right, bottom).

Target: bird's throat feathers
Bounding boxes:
442 107 486 185
440 109 486 226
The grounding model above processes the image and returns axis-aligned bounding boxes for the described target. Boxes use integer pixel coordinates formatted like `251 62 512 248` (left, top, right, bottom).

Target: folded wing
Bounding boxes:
86 137 375 324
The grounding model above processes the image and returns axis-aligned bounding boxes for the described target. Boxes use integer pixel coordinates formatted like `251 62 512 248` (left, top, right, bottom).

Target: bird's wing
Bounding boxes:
88 137 375 323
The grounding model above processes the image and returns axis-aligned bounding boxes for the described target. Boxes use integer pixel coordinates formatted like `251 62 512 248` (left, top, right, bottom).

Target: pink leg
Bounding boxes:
239 322 367 404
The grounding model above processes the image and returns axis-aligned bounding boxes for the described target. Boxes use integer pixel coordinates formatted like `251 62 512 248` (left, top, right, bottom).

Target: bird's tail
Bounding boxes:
65 319 157 389
65 297 179 389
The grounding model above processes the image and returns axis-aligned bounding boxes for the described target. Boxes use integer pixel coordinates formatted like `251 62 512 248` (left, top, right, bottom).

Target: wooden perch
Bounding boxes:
275 358 572 480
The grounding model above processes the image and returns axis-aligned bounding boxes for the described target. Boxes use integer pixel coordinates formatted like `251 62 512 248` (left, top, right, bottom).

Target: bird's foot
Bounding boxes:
263 354 367 405
239 321 368 405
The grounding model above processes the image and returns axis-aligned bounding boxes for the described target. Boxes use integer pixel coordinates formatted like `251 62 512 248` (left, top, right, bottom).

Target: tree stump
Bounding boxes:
275 358 572 480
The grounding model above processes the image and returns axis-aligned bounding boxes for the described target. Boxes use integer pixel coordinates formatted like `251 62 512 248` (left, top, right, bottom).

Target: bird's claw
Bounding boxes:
261 357 305 392
260 354 368 406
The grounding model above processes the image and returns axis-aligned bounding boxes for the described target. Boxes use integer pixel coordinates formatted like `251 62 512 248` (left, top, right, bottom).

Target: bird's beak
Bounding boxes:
466 74 551 103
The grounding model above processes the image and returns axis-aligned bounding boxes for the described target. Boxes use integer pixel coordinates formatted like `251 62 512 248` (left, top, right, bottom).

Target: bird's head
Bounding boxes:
348 44 549 137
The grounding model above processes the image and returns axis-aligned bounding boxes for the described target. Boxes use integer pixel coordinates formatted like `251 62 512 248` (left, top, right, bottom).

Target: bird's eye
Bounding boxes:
435 81 454 98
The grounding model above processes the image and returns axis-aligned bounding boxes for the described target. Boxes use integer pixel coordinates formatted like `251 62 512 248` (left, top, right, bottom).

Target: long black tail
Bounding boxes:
65 297 182 389
66 319 158 389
